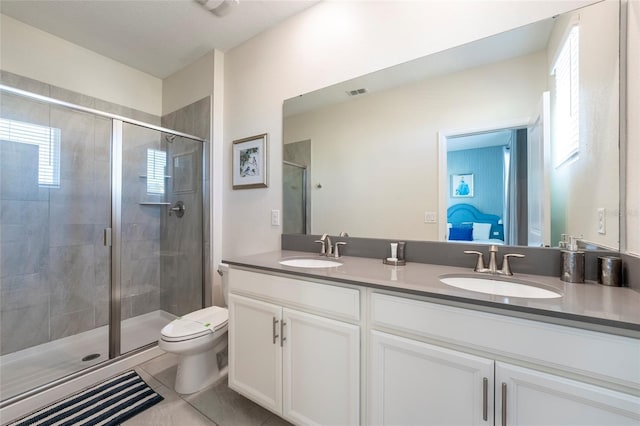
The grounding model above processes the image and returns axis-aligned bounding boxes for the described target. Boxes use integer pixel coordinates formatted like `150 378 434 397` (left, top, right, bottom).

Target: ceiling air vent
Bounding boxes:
346 88 368 97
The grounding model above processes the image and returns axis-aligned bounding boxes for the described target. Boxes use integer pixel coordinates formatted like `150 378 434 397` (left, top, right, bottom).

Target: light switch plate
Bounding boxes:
424 211 437 223
271 209 281 227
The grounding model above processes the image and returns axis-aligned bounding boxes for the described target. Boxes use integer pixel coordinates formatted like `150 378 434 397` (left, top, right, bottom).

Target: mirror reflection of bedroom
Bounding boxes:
446 129 529 247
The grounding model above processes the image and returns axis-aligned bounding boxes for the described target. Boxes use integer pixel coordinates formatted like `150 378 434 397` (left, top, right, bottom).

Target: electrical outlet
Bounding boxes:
597 208 606 234
424 211 437 223
271 209 281 227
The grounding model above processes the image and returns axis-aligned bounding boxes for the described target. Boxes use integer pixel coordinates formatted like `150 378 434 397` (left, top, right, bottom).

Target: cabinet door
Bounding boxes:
282 308 360 426
496 362 640 426
369 330 494 426
228 294 282 415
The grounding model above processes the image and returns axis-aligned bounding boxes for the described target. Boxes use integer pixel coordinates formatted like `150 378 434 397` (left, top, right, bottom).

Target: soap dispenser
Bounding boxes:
560 236 585 283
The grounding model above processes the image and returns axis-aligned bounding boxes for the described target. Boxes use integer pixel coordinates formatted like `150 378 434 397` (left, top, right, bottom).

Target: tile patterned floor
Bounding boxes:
125 353 292 426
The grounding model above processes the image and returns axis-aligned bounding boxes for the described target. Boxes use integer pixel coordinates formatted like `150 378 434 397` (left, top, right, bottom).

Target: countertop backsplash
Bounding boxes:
282 234 638 290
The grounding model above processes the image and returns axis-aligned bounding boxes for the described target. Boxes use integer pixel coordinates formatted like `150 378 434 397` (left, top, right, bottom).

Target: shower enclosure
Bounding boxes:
283 139 311 235
0 84 206 403
283 161 308 234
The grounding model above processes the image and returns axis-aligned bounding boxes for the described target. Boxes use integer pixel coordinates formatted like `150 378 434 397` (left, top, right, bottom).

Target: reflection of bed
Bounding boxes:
447 203 504 244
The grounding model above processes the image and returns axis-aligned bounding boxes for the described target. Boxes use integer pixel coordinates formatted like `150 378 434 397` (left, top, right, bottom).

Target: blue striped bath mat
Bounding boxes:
9 370 163 426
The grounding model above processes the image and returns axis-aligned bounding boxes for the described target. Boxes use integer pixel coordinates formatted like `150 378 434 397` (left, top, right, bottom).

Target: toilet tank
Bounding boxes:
218 263 230 306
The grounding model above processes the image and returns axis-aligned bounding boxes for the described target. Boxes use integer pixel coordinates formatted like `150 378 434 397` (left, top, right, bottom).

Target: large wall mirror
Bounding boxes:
283 0 620 250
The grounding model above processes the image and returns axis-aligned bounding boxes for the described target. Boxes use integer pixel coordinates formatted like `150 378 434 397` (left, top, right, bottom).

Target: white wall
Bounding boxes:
162 52 214 115
547 0 620 250
1 14 162 115
627 0 640 256
284 52 546 241
223 0 596 258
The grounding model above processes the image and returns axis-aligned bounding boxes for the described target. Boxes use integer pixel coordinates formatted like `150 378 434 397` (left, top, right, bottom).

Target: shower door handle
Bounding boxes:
103 228 112 247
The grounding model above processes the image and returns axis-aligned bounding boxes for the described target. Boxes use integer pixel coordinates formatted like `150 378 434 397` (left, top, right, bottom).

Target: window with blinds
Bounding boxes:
552 25 580 167
146 148 167 195
0 117 61 187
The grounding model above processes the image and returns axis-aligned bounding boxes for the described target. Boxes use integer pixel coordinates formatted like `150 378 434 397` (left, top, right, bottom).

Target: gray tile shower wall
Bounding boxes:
0 71 162 126
281 234 638 289
161 97 210 315
121 122 163 320
0 71 162 355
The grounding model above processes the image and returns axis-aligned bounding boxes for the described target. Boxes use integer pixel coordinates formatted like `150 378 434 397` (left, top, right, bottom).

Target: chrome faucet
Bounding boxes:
464 245 525 276
314 234 333 256
334 241 347 258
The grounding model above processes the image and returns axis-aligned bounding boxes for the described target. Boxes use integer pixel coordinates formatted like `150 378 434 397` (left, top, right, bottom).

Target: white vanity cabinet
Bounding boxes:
228 268 360 426
369 292 640 426
369 330 494 425
496 362 640 426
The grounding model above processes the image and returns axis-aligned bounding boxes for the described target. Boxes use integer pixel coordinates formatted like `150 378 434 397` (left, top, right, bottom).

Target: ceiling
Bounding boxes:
447 130 515 152
283 17 554 117
0 0 320 79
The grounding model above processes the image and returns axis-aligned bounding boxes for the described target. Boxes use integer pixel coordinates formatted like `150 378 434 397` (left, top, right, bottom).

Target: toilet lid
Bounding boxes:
161 306 228 342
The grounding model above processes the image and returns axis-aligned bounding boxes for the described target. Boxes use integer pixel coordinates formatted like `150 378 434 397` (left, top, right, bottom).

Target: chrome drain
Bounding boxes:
82 353 101 362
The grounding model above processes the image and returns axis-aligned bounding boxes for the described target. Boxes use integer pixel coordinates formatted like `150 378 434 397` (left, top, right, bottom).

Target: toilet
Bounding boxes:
158 263 230 394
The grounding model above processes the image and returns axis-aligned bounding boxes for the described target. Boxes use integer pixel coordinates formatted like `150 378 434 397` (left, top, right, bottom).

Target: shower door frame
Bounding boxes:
283 160 309 234
0 84 208 402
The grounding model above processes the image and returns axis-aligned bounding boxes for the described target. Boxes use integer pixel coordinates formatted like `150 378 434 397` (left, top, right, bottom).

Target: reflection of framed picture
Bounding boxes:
452 173 474 197
232 133 268 189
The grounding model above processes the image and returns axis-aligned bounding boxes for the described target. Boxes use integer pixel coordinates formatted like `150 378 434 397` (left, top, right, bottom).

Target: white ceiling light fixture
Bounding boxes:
195 0 239 17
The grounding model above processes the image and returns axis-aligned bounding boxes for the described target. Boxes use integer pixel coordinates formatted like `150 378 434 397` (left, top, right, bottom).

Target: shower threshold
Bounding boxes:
0 310 175 402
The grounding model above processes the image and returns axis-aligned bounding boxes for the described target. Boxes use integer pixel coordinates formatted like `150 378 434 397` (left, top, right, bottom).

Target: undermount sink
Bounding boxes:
439 275 562 299
279 258 343 268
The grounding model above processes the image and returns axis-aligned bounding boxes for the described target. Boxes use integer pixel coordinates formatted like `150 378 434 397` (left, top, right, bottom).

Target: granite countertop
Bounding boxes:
223 250 640 338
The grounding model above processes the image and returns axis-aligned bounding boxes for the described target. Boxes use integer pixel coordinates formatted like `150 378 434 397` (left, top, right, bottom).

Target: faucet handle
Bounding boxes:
334 242 347 258
464 250 486 272
314 239 326 255
501 253 525 276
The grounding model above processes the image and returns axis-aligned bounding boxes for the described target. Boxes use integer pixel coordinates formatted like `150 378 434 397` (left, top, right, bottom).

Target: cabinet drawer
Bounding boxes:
371 292 640 389
229 268 360 322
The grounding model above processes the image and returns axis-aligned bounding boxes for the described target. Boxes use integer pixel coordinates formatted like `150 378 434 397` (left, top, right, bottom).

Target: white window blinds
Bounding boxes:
146 148 167 195
0 117 61 187
553 25 580 167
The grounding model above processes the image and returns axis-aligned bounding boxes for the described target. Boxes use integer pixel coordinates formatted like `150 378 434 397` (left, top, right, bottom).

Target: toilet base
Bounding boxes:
174 337 228 394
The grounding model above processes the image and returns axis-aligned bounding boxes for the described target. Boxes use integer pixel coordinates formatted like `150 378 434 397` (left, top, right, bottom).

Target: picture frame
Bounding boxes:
451 173 474 197
232 133 268 189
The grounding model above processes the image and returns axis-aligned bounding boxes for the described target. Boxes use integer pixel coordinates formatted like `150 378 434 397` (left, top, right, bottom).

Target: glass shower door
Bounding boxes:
118 122 203 354
283 161 307 234
0 92 112 400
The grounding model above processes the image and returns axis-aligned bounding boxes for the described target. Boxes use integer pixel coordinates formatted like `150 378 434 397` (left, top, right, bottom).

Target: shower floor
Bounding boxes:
0 310 175 402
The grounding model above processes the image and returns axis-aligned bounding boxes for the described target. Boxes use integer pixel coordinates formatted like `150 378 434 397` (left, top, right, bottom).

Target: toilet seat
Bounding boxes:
161 306 228 342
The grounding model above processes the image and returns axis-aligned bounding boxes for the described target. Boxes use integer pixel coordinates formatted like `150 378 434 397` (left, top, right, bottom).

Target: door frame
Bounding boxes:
437 118 530 242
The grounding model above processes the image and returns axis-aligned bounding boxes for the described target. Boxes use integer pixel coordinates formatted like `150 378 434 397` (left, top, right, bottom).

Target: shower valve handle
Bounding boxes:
168 201 186 218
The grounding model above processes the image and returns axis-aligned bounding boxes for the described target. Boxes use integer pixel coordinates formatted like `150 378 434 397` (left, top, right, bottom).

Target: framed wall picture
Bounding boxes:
452 173 474 197
232 133 268 189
